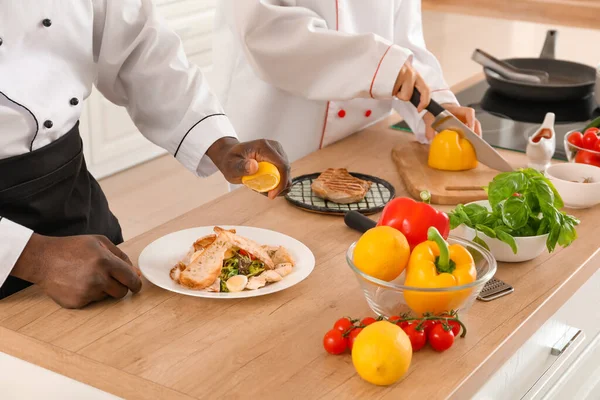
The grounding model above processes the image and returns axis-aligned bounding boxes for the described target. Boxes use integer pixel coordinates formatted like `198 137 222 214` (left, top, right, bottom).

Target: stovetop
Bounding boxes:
393 80 600 160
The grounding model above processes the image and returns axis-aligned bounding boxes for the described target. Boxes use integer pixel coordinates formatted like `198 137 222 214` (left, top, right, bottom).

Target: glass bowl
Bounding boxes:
346 236 497 317
564 129 600 166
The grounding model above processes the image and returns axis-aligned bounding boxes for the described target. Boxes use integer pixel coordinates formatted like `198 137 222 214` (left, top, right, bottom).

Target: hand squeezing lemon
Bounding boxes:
242 162 281 193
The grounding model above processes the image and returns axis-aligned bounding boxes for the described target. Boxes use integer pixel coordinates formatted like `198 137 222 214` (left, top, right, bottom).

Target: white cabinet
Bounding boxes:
82 0 217 179
474 267 600 399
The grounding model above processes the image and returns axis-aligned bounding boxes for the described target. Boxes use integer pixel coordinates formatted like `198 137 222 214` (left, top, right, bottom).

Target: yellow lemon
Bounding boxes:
242 162 280 192
352 321 412 386
353 226 410 281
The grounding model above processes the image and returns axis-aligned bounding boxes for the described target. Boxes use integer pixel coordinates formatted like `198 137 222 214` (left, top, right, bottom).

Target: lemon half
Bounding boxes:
241 162 280 193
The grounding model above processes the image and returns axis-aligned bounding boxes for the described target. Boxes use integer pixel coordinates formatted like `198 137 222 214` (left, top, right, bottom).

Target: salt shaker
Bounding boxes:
526 112 556 172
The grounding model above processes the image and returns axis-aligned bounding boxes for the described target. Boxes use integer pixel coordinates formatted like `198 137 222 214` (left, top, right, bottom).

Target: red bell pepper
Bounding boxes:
376 192 450 249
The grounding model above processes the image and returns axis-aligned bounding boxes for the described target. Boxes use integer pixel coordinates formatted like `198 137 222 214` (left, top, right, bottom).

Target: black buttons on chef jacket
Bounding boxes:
70 97 79 106
0 37 3 47
44 120 53 129
42 19 52 27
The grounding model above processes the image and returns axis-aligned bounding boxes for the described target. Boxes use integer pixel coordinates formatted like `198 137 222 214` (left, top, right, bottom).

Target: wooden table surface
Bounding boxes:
2 77 599 400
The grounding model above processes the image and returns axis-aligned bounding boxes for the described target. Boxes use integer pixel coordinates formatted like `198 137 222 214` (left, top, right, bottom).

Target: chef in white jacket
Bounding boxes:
212 0 482 163
0 0 290 308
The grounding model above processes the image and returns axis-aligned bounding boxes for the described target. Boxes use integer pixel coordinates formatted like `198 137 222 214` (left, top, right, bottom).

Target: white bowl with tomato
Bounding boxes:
565 125 600 167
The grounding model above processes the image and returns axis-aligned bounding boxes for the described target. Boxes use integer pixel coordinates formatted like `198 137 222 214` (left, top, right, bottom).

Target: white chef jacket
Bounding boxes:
212 0 458 163
0 0 237 287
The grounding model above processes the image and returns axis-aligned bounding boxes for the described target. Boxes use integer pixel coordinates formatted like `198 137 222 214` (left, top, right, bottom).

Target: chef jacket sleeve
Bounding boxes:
229 0 414 101
0 217 34 288
92 0 237 177
392 0 458 143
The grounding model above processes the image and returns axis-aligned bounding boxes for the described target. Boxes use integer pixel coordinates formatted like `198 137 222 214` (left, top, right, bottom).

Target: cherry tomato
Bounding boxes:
346 327 362 351
594 140 600 153
323 329 347 355
421 320 437 336
238 249 256 260
584 127 600 136
567 131 583 148
333 317 354 333
582 131 599 150
575 150 600 167
428 324 455 352
402 323 427 352
388 315 402 325
446 320 461 337
399 321 411 329
360 317 376 327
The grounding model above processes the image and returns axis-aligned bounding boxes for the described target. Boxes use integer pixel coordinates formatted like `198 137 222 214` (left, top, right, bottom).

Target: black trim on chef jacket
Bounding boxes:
174 113 226 157
0 90 40 151
0 122 123 299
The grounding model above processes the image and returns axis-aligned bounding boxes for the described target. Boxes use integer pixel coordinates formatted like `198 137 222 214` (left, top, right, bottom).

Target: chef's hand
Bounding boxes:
11 234 142 309
423 103 482 141
393 62 431 112
207 137 292 199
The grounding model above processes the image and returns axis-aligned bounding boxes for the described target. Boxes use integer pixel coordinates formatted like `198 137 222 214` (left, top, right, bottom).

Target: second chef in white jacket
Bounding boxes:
212 0 482 163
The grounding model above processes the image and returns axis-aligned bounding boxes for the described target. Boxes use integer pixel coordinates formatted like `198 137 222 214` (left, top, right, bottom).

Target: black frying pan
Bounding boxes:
478 30 596 102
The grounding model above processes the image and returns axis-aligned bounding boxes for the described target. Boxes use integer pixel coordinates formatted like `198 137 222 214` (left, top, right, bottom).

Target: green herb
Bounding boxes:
449 168 579 254
247 260 265 277
220 279 229 293
220 258 239 281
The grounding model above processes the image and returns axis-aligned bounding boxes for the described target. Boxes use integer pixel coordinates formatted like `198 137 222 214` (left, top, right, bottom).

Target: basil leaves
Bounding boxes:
449 169 579 254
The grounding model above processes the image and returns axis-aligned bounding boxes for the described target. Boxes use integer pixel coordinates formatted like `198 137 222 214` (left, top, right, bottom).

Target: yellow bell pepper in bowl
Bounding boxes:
404 227 477 315
428 129 478 171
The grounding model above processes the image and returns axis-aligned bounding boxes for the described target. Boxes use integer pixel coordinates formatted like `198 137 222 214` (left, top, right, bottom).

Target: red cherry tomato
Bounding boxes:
568 131 583 148
346 327 363 351
575 150 600 167
360 317 376 327
582 131 599 150
333 317 354 333
446 320 461 337
428 324 455 352
421 320 437 336
388 315 402 325
323 329 347 355
402 323 427 352
584 127 600 136
594 140 600 153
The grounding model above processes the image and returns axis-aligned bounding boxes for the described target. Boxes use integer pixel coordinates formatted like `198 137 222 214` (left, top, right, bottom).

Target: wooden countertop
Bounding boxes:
422 0 600 30
1 77 599 400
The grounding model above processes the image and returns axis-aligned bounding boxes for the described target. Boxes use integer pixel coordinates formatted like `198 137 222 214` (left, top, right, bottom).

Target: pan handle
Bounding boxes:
540 30 557 59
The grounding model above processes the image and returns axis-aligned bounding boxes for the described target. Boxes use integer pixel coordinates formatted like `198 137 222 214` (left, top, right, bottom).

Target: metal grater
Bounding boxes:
477 278 514 301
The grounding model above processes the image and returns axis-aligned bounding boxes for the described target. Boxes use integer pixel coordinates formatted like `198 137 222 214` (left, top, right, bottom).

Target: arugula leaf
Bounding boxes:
501 196 530 230
495 227 518 254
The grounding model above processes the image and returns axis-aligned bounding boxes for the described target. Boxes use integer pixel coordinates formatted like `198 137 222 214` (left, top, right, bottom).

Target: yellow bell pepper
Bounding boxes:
428 129 478 171
404 227 477 315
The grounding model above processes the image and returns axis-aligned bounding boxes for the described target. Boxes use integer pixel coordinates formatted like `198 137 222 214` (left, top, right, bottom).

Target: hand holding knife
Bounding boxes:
409 89 514 172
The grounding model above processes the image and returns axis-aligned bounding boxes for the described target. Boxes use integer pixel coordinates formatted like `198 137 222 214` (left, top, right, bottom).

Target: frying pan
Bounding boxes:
478 30 596 102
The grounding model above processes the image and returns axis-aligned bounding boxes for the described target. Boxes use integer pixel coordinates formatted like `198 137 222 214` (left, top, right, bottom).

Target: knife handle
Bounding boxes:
344 211 377 233
409 88 446 117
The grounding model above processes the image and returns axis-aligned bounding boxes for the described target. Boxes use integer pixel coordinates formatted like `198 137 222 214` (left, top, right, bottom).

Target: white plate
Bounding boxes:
138 226 315 298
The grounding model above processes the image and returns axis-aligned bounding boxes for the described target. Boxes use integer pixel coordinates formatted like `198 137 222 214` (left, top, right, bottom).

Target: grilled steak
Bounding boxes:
311 168 371 204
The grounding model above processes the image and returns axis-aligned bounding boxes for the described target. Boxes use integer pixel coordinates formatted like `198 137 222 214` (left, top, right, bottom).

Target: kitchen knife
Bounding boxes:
409 89 514 172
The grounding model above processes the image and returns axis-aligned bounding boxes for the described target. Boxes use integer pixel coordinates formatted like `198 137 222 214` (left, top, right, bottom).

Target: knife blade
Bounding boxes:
409 89 514 172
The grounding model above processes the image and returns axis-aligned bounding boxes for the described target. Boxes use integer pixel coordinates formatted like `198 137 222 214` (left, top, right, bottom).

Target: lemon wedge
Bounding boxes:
242 162 280 192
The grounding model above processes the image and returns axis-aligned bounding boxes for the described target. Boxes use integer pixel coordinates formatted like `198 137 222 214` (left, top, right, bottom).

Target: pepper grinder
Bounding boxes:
526 112 556 172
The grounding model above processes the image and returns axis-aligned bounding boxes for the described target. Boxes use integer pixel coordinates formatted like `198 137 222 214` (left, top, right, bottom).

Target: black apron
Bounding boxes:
0 122 123 299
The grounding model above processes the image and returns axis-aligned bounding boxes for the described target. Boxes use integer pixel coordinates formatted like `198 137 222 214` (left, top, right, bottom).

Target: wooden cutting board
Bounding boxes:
392 141 500 205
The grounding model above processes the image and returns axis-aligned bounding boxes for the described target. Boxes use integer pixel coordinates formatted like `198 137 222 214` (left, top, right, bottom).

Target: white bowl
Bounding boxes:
546 163 600 209
451 200 549 263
